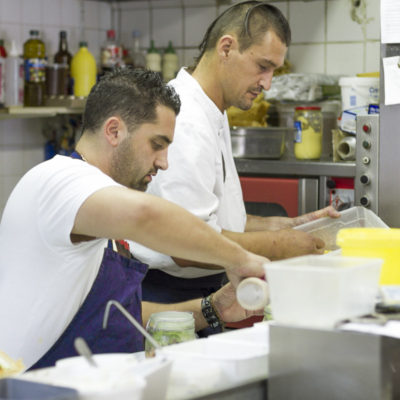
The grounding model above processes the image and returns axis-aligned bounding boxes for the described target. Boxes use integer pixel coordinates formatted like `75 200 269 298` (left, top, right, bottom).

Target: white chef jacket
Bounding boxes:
132 68 247 278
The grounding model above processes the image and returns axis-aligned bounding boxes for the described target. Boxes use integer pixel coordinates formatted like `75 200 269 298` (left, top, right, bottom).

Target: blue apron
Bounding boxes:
30 152 149 370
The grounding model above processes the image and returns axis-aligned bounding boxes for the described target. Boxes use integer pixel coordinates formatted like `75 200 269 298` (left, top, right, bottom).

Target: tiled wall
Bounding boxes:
0 0 110 212
118 0 380 75
0 0 381 213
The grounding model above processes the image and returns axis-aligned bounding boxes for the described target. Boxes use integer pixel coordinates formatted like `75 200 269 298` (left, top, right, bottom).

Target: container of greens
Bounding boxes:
145 311 196 358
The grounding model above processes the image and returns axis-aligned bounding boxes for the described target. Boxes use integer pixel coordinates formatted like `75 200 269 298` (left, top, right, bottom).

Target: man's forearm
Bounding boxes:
142 300 208 331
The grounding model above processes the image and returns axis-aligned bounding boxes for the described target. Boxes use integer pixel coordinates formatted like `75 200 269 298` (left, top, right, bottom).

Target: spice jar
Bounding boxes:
294 106 323 160
145 311 196 357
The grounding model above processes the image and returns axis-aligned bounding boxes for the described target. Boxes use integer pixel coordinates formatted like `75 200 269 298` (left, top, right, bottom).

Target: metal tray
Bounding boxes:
230 127 291 159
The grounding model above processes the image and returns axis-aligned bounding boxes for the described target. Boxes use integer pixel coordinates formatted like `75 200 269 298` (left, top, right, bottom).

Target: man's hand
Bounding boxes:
226 251 269 289
272 229 325 260
290 205 340 228
212 282 264 323
246 205 340 232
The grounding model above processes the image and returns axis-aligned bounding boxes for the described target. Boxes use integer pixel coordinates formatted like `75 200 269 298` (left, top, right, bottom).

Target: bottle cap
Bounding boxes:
236 278 269 311
60 31 67 39
0 39 4 47
30 30 39 36
132 30 142 38
79 41 88 47
107 30 115 39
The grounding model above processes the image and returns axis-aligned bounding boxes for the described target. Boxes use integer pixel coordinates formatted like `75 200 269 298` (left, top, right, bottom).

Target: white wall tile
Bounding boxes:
61 0 82 29
119 1 149 11
153 8 183 48
289 1 325 44
183 48 198 67
1 0 21 23
120 9 150 49
0 0 6 23
1 23 22 51
84 1 99 30
0 147 25 176
271 2 288 19
99 2 111 30
21 0 42 26
184 0 215 6
326 43 363 75
327 0 363 42
289 44 325 74
366 0 380 40
366 41 380 73
84 28 101 64
41 0 62 28
184 6 216 47
151 0 181 7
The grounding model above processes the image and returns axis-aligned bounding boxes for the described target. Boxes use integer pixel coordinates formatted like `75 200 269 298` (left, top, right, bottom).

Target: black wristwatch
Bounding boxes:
201 294 225 331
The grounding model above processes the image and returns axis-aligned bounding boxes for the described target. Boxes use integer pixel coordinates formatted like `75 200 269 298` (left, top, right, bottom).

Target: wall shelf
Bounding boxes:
0 106 84 120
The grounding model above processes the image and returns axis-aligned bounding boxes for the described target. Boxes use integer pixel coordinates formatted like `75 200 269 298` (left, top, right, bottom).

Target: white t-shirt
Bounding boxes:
0 155 121 369
132 68 247 278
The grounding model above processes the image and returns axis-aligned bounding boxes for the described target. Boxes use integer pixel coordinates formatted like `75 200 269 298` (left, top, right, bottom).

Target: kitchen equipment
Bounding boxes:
145 311 196 358
294 206 388 251
337 227 400 285
268 323 400 400
0 378 78 400
264 255 383 329
230 127 288 159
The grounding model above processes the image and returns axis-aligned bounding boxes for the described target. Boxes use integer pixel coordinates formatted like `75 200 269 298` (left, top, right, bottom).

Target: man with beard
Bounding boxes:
0 68 268 370
133 1 339 322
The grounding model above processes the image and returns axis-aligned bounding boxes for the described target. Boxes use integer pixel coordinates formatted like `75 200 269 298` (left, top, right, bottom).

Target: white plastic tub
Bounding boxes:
339 77 379 110
264 255 383 330
161 338 268 383
294 206 388 251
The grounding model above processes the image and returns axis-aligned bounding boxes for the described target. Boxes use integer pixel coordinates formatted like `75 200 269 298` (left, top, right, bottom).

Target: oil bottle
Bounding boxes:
23 30 46 106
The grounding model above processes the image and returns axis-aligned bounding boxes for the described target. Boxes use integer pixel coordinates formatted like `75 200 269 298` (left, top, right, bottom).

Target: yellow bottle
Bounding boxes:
71 41 97 97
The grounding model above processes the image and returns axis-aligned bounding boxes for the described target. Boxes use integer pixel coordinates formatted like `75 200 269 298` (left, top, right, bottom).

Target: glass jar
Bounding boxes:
293 106 323 160
145 311 196 358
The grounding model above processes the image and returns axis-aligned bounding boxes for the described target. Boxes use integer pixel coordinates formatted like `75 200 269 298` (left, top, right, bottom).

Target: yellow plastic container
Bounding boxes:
337 228 400 285
70 41 97 97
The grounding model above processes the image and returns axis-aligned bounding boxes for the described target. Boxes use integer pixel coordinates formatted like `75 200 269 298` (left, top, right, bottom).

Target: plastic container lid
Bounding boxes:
337 228 400 248
236 278 269 311
338 76 379 86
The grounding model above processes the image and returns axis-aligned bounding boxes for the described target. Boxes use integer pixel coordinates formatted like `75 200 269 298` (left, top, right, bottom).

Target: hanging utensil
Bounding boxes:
102 300 162 353
74 337 98 368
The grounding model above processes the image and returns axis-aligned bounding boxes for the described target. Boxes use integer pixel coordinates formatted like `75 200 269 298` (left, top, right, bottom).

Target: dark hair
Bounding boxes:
82 68 181 134
194 1 291 66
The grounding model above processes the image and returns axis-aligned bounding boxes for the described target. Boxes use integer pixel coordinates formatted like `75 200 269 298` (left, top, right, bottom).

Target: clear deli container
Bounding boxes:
161 337 268 383
264 255 383 330
294 206 388 251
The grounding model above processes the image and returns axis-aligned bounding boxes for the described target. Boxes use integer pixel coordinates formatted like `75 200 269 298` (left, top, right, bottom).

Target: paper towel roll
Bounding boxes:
337 136 356 161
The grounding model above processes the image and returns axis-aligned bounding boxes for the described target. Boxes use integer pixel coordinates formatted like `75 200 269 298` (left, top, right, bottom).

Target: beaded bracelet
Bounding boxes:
201 294 225 331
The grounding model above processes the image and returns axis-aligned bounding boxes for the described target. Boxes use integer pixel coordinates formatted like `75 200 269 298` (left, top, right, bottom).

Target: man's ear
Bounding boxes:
104 117 124 146
217 34 237 59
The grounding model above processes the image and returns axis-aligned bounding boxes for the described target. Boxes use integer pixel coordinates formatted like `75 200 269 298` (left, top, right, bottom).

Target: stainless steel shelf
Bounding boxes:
235 157 356 178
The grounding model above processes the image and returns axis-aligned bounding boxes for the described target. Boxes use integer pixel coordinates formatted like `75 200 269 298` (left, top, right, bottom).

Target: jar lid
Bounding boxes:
295 106 321 111
147 311 195 331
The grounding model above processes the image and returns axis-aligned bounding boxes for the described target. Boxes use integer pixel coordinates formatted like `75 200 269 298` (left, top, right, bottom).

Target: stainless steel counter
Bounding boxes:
235 156 356 178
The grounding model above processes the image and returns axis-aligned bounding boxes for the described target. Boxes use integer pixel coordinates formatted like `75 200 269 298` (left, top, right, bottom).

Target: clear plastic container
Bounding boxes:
162 337 269 382
145 311 195 358
294 106 323 160
264 255 383 329
294 206 388 251
337 228 400 286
